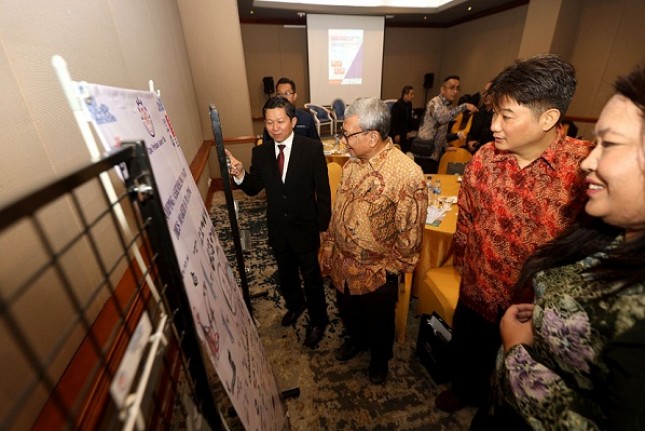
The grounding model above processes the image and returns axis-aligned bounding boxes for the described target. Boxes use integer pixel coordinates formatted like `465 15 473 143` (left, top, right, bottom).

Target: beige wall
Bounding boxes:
382 27 444 103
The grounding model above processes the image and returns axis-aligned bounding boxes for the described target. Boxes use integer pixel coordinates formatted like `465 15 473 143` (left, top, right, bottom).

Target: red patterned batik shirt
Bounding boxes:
454 128 592 322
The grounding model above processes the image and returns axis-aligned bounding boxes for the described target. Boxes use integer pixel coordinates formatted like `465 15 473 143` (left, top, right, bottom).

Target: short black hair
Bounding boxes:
490 54 576 118
401 85 414 98
262 96 296 119
276 77 296 92
442 75 460 83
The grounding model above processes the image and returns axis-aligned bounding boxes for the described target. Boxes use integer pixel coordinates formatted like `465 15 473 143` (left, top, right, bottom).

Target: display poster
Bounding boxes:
77 83 285 431
329 29 363 85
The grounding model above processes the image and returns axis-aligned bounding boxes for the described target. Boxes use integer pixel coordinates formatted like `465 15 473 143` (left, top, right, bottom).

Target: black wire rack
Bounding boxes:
0 142 220 431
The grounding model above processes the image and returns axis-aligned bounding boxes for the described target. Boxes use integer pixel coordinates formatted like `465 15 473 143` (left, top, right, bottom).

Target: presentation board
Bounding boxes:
74 83 286 431
307 14 385 105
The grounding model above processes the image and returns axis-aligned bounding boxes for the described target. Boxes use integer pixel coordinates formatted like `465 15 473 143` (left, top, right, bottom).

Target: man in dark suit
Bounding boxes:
226 96 331 348
389 85 415 153
261 77 319 144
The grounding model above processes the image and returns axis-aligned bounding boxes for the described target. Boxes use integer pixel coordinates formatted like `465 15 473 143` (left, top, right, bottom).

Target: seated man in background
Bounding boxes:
320 97 427 384
436 54 593 419
389 85 416 153
261 77 320 144
465 81 494 153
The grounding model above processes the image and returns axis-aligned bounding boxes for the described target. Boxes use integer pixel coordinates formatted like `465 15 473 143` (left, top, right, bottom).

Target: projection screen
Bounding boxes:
306 14 385 105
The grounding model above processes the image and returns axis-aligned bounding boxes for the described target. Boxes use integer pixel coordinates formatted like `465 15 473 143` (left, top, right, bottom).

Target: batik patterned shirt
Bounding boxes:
497 237 645 430
454 128 592 322
416 94 468 160
322 142 428 295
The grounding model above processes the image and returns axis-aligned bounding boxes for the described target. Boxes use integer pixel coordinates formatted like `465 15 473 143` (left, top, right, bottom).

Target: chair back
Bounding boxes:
383 99 396 113
304 103 335 136
331 99 346 121
327 161 343 206
448 112 474 148
330 99 346 133
437 148 472 175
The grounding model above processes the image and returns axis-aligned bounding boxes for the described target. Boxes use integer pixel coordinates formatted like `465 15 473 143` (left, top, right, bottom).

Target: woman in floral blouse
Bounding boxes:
496 65 645 430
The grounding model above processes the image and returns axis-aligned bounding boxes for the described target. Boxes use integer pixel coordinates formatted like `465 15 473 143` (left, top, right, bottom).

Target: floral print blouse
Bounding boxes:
497 237 645 430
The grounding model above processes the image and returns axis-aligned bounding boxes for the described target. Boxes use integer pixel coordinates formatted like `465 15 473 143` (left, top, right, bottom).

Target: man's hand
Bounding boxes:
224 149 244 180
500 303 535 352
464 103 479 113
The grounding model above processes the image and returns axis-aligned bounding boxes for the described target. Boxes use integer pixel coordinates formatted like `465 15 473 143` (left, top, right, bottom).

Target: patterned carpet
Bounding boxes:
209 190 475 430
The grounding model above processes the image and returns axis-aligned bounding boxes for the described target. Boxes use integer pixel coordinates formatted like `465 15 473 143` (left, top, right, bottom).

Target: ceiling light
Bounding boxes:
297 11 306 17
467 6 472 11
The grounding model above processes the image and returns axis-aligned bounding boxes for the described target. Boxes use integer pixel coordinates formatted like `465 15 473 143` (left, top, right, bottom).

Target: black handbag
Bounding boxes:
410 136 436 157
410 120 440 157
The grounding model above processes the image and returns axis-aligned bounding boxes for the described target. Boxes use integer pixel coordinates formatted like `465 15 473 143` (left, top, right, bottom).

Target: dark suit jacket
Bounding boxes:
262 108 320 145
238 133 331 254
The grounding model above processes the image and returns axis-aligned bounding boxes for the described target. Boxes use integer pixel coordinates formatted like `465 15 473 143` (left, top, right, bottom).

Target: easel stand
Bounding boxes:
209 105 254 315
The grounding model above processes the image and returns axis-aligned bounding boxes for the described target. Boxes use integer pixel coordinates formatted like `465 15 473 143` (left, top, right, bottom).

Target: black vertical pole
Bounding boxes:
208 105 253 316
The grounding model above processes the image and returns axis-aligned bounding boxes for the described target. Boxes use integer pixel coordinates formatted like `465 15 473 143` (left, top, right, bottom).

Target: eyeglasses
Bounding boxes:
276 92 295 97
340 129 371 141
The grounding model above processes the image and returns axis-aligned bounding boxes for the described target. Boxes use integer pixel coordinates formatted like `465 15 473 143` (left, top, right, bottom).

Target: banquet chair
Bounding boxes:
326 161 343 206
330 98 346 131
304 103 335 136
448 112 474 147
395 272 414 342
418 266 460 326
438 147 472 175
383 99 396 113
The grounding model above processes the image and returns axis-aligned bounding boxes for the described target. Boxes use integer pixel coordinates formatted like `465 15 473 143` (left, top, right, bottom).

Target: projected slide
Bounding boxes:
308 14 384 104
329 29 363 85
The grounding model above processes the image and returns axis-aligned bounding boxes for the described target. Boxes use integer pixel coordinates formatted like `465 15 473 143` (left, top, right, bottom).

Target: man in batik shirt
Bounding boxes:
435 54 593 415
320 97 428 385
412 75 478 173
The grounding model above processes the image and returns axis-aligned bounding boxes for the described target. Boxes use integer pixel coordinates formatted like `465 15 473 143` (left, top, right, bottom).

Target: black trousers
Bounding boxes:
335 278 398 367
273 246 328 327
449 300 501 406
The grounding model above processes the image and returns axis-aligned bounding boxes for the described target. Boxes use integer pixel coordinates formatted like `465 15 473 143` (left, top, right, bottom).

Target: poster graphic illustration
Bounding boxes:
78 83 285 431
329 29 363 85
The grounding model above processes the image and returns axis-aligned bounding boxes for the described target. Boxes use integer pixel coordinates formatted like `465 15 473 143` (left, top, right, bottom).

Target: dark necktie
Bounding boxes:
277 144 286 178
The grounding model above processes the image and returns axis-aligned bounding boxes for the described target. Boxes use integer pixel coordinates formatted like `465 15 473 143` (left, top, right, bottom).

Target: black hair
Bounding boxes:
401 85 414 98
490 53 576 118
514 64 645 297
442 75 460 83
262 96 296 119
276 77 296 93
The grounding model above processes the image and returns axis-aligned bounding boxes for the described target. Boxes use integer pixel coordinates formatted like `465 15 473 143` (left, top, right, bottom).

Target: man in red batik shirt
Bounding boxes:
435 54 593 420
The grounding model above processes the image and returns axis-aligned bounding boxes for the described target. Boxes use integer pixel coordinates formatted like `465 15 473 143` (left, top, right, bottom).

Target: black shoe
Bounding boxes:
368 362 388 385
304 323 327 348
334 339 367 361
281 304 306 326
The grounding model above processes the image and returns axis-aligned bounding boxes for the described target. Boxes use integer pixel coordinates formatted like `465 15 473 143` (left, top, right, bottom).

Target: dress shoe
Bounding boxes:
435 388 465 413
368 362 388 385
281 304 306 326
334 339 367 362
303 323 327 348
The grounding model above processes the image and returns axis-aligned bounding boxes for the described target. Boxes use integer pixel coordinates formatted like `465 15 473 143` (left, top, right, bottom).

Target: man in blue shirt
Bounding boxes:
262 77 320 144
